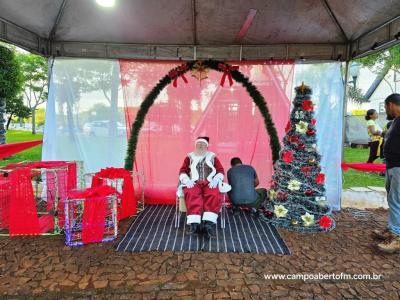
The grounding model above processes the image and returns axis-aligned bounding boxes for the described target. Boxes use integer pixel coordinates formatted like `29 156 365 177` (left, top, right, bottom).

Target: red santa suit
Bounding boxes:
179 151 224 224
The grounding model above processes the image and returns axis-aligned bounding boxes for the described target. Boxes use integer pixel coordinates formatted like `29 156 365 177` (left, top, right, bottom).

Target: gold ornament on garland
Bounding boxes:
191 60 209 82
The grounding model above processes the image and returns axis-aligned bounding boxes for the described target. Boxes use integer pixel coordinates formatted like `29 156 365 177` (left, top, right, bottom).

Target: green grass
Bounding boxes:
0 130 43 167
342 146 385 188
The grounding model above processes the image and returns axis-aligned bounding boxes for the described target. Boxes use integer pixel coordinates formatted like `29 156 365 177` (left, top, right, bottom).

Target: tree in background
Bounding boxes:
0 45 23 144
17 53 48 134
5 95 31 129
358 44 400 93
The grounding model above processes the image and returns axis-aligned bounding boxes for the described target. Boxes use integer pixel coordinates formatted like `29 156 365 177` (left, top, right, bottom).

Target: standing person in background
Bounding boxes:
372 94 400 253
365 109 382 163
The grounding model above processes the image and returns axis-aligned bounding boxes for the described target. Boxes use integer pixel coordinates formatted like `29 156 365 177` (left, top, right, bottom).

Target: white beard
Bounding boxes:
194 149 207 157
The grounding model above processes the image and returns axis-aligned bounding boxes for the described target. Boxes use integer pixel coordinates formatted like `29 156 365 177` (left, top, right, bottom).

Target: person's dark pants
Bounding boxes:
367 141 380 163
232 188 268 210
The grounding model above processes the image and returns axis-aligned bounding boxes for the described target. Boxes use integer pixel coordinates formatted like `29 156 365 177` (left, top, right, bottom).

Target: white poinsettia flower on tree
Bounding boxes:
301 212 315 226
274 205 288 218
295 121 308 134
288 179 301 191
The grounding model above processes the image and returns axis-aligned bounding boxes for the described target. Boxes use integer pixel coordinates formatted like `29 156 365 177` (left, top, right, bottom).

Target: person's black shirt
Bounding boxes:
383 117 400 169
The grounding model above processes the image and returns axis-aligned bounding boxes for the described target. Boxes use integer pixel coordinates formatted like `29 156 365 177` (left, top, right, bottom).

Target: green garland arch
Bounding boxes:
124 59 281 170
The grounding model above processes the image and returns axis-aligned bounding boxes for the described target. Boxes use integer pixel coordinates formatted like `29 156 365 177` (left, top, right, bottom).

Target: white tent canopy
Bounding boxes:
0 0 399 61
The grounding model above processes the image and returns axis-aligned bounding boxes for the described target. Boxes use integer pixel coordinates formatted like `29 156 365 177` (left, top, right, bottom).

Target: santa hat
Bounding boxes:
195 136 209 146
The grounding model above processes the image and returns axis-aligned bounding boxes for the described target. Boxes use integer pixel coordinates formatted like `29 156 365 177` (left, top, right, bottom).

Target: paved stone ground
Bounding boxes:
0 208 399 299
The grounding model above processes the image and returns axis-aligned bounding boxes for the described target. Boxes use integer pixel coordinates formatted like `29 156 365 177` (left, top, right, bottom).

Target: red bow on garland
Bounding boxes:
168 64 189 88
218 63 239 87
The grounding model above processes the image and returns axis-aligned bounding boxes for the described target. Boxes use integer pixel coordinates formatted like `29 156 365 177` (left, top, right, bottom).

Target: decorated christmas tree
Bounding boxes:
266 83 335 232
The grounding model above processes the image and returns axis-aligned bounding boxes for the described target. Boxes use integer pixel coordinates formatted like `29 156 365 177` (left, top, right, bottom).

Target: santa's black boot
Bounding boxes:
203 221 216 239
187 223 201 235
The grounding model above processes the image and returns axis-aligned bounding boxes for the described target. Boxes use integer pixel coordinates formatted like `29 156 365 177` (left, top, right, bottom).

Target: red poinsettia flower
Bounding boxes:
305 189 314 196
316 173 325 185
288 135 299 143
319 215 332 229
298 144 305 150
282 151 294 163
302 100 314 111
311 118 317 126
306 129 316 136
285 121 291 133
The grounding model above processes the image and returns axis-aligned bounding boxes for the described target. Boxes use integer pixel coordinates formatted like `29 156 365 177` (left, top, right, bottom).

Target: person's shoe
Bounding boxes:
372 228 395 241
377 236 400 253
231 206 241 216
187 223 202 235
203 221 216 239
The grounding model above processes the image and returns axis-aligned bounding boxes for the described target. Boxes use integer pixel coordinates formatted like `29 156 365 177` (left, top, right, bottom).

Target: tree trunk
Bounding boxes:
31 108 36 134
0 97 6 144
6 113 13 130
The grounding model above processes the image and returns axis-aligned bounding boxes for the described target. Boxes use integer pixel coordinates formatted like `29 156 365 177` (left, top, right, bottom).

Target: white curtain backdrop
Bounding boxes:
43 58 343 209
294 62 344 210
42 58 127 172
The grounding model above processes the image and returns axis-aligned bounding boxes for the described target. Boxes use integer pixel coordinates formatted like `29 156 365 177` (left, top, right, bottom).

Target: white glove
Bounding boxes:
183 178 195 188
180 174 195 188
208 173 224 189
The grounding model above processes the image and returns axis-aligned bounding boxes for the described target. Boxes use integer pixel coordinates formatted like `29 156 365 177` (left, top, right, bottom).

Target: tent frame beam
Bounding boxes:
321 0 348 42
47 41 349 61
1 12 399 61
48 0 68 41
351 15 400 59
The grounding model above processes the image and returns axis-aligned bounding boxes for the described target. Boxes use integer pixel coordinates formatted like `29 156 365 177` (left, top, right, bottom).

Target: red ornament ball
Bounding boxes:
306 129 316 136
311 118 317 126
277 191 288 200
288 135 299 143
305 189 314 196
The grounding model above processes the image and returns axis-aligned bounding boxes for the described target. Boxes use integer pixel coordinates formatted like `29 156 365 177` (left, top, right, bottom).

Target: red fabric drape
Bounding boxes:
341 162 386 172
91 167 136 220
0 140 42 159
8 168 41 235
119 60 294 204
6 161 77 229
1 161 78 235
68 186 116 244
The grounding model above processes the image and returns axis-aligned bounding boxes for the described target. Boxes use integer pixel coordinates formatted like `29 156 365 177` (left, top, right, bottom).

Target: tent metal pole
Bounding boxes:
340 59 350 210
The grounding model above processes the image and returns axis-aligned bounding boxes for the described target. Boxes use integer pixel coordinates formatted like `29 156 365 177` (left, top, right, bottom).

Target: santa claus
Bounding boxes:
178 136 227 238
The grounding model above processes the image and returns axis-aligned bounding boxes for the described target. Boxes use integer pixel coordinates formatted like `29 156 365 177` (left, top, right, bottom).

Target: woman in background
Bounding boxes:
365 109 382 163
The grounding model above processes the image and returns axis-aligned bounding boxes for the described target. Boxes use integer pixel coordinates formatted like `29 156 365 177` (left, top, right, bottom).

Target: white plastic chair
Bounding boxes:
174 187 229 229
